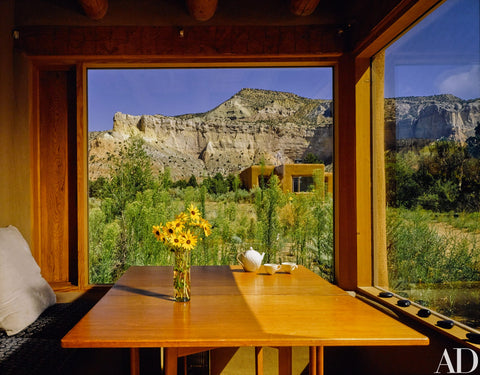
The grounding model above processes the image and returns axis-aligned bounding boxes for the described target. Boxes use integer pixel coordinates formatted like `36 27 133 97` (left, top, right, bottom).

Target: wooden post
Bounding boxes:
309 347 316 375
335 54 358 291
371 51 389 288
278 347 292 375
77 0 108 20
186 0 218 21
316 347 324 375
164 348 179 375
130 348 140 375
289 0 320 16
309 346 324 375
355 57 373 287
255 347 264 375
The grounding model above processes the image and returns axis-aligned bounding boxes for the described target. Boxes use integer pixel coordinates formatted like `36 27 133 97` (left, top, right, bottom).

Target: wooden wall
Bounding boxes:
31 67 78 287
0 0 32 242
0 0 16 228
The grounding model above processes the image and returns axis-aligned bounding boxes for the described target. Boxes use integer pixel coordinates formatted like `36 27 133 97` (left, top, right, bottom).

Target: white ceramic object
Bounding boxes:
237 247 265 272
281 262 298 273
264 263 281 275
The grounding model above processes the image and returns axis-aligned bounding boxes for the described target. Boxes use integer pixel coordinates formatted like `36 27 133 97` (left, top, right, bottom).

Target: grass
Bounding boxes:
433 211 480 233
89 184 334 284
386 207 480 287
386 207 480 329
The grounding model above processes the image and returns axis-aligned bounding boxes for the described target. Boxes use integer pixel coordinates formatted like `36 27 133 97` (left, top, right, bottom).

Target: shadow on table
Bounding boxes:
113 284 174 301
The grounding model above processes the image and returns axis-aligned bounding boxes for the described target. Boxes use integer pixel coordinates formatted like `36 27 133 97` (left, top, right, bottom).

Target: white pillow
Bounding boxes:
0 225 56 335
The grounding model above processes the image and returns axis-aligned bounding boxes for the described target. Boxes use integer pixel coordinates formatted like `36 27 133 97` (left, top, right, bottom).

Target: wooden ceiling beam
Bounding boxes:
289 0 321 16
77 0 108 20
15 25 343 57
186 0 218 22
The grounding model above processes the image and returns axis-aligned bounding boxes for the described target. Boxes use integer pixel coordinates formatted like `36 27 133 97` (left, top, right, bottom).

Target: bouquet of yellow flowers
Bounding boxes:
152 204 212 301
152 204 211 250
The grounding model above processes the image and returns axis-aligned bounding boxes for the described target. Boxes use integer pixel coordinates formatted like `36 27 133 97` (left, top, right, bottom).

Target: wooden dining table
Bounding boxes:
62 265 429 375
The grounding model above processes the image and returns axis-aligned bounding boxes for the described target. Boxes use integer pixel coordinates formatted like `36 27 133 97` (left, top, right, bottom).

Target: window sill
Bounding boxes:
357 286 480 351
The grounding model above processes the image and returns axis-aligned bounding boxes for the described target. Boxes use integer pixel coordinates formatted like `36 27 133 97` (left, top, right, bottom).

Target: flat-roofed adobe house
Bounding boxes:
1 0 479 374
240 163 334 195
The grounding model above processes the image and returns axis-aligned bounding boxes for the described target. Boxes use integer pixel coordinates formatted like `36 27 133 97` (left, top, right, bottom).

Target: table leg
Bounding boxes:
130 348 140 375
255 347 264 375
164 348 178 375
309 347 316 375
182 356 188 375
309 346 324 375
278 347 292 375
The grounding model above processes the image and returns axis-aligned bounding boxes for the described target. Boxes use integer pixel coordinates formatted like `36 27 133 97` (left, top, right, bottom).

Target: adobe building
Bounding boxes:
240 163 333 196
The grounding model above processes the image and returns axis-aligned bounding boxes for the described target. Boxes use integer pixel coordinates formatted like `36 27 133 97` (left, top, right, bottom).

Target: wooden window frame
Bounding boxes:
353 0 480 349
31 59 341 290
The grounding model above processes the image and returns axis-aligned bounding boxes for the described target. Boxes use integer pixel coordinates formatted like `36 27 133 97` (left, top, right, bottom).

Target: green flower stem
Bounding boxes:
173 249 191 302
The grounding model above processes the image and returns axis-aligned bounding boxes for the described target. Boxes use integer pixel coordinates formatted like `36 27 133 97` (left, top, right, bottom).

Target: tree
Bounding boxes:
303 153 322 164
386 139 480 212
415 140 466 211
102 137 154 218
255 175 282 262
385 150 420 208
187 175 198 188
202 173 229 195
466 122 480 159
89 176 108 199
159 168 172 189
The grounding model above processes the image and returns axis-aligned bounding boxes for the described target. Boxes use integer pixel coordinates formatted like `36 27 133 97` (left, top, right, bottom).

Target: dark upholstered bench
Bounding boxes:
0 299 96 375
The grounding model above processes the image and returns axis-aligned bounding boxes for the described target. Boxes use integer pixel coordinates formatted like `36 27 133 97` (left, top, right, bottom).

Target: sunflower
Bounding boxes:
198 218 212 237
152 225 163 241
188 204 201 222
175 212 188 223
172 218 185 232
153 205 212 252
181 230 198 251
164 222 176 236
168 233 183 248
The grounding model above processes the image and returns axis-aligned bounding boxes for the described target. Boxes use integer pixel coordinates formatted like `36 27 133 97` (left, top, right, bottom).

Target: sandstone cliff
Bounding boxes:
385 94 480 146
88 90 479 181
88 88 333 180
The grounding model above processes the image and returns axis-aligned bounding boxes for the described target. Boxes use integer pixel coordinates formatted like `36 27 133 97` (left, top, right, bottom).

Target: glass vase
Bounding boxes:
173 249 191 302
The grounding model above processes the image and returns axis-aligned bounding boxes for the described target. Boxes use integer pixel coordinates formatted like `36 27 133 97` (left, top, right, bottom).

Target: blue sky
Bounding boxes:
385 0 479 99
88 0 479 132
88 67 333 131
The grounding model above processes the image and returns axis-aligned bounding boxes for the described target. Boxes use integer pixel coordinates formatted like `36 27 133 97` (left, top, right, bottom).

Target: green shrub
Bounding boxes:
89 207 121 284
387 207 480 287
386 139 480 212
254 175 283 263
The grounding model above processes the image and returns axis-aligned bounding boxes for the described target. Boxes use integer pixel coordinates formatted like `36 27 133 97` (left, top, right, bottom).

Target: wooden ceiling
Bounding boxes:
15 0 420 58
77 0 323 21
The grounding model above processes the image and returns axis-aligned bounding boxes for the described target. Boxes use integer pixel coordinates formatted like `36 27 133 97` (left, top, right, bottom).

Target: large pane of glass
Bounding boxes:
374 0 479 329
87 67 334 284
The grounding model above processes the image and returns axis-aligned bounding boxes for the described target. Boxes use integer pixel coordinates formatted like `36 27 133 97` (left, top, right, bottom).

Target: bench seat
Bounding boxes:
0 299 96 375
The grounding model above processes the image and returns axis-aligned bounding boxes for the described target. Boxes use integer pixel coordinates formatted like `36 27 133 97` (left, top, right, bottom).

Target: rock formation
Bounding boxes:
88 89 479 181
88 88 333 180
385 94 480 148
